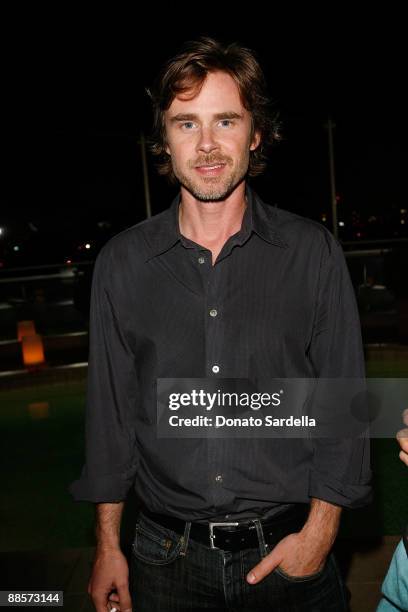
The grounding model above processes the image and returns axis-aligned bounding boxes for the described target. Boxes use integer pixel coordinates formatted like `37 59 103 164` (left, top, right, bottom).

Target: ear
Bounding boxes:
165 143 171 156
250 130 261 151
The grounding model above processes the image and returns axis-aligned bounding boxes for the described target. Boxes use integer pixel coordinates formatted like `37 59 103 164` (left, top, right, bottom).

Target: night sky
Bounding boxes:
2 10 405 264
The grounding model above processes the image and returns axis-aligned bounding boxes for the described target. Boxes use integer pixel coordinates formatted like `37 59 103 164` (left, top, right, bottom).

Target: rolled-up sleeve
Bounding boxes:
69 244 139 502
307 232 373 508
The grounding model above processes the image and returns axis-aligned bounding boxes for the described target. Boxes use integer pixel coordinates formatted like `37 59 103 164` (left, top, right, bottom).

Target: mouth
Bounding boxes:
195 163 226 176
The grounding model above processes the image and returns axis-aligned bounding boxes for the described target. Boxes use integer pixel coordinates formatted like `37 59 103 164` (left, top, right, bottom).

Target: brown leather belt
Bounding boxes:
139 505 308 552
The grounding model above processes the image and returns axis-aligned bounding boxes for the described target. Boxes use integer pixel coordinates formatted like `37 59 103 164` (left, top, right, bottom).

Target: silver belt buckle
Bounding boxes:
208 521 239 549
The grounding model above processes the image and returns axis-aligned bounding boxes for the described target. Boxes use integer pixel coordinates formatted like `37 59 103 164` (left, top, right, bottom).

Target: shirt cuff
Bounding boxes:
69 467 136 503
309 469 373 508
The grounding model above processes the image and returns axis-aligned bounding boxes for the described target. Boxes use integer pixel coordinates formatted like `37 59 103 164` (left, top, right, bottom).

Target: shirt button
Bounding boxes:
209 308 218 317
198 256 205 264
215 474 223 483
212 365 220 374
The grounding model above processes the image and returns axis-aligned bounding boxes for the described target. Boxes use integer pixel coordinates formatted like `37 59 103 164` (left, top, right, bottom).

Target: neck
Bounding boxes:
178 182 247 247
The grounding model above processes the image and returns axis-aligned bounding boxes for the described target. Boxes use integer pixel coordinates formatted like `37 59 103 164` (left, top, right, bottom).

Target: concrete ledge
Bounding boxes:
0 362 87 390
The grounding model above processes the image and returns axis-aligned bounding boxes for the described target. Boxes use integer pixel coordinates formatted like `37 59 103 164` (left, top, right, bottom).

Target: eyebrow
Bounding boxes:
169 111 243 124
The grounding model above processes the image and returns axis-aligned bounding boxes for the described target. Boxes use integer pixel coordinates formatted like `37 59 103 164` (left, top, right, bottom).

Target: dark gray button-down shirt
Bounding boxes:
69 184 372 521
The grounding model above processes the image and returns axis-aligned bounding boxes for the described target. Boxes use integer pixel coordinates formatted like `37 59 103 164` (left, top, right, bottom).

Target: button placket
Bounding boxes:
205 265 220 377
204 263 229 511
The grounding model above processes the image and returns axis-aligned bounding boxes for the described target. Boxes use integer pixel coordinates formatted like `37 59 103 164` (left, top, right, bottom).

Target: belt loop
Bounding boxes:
252 518 269 559
179 520 191 556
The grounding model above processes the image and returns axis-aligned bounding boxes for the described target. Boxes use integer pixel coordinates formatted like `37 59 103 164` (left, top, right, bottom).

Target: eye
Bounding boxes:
219 119 233 128
181 121 196 130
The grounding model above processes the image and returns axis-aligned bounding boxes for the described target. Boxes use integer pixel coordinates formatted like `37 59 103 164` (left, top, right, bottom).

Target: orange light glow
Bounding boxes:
17 320 36 342
28 401 50 419
22 334 45 367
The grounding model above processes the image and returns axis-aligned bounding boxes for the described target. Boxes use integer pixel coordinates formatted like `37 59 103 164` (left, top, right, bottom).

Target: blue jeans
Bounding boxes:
129 510 350 611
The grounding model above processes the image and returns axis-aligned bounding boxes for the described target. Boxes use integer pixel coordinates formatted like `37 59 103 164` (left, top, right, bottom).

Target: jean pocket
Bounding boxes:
132 515 184 566
274 556 328 583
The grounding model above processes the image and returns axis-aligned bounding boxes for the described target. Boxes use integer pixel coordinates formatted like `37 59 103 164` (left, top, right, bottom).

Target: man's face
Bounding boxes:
164 70 260 201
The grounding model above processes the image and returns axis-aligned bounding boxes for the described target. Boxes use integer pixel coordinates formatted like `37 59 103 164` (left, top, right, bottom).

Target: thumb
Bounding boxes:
117 584 132 612
246 546 283 585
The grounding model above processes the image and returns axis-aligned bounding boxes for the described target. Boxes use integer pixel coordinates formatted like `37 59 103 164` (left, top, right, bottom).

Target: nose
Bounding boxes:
196 125 219 155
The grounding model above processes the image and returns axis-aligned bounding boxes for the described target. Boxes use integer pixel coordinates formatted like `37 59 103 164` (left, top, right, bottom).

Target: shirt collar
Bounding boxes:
143 184 288 262
247 184 288 249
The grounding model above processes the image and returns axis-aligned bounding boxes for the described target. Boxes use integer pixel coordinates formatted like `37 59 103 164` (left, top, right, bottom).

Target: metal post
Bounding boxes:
325 118 338 240
140 131 152 219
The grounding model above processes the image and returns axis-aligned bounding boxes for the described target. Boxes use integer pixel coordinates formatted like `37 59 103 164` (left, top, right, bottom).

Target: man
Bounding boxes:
70 37 372 611
377 410 408 611
398 409 408 467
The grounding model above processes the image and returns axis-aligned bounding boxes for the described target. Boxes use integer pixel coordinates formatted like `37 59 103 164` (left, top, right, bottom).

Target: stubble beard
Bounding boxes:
172 152 250 202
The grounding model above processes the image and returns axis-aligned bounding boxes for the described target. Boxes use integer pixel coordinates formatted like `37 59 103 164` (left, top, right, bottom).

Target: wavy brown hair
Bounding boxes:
146 36 281 184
